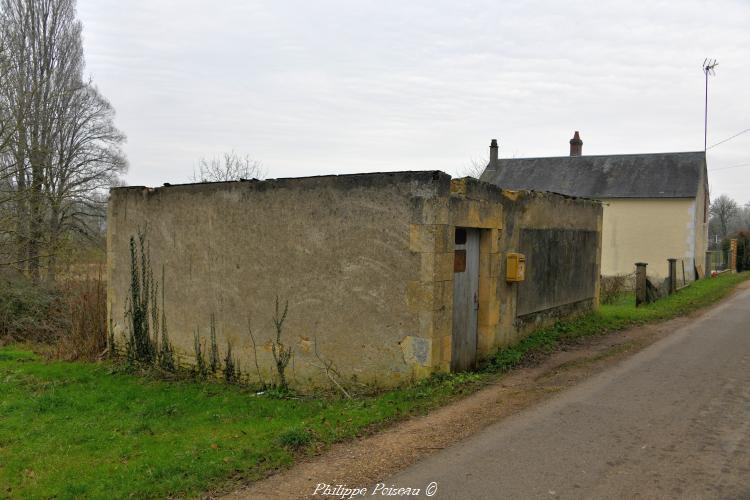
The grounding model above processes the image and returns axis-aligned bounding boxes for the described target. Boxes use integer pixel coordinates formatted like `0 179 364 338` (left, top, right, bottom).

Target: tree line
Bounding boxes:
0 0 126 281
709 194 750 243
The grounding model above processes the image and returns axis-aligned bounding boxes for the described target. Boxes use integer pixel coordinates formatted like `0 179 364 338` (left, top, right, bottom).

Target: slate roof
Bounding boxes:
480 151 706 199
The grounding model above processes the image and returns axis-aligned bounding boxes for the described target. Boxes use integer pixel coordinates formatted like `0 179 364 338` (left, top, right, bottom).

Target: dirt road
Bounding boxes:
389 284 750 498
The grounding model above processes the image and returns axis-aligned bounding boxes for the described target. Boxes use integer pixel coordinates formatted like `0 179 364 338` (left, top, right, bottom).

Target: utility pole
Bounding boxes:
703 58 718 151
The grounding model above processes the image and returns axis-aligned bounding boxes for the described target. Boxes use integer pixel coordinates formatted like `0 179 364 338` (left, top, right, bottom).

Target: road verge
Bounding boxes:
223 272 750 499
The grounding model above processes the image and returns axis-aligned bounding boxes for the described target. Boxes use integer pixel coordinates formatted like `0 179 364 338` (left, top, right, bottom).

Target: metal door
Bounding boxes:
451 227 479 371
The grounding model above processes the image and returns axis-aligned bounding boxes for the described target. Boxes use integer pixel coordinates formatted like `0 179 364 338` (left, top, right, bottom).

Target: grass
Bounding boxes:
487 271 750 372
0 350 482 499
0 272 746 498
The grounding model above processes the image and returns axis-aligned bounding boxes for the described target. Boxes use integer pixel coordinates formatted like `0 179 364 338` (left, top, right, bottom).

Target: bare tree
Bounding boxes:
0 0 126 279
709 194 739 238
0 30 17 265
190 151 264 183
737 203 750 233
44 84 125 278
458 156 488 179
459 149 520 180
0 38 12 154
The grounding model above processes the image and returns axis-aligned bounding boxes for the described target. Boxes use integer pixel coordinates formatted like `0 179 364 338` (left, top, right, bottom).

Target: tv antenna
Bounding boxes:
703 58 718 151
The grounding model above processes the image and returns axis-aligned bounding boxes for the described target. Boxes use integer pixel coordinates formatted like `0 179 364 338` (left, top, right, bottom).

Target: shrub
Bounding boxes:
600 274 630 305
0 266 107 361
55 271 108 361
0 270 67 343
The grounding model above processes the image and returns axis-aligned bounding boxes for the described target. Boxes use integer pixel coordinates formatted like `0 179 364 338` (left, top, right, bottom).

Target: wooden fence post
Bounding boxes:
635 262 648 307
668 258 677 294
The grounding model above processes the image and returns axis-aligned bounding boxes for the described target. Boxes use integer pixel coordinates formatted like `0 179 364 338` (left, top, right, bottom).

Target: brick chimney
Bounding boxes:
489 139 498 169
569 131 582 156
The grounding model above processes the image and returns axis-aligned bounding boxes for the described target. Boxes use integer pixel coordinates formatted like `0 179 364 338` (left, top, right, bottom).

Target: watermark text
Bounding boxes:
312 482 438 498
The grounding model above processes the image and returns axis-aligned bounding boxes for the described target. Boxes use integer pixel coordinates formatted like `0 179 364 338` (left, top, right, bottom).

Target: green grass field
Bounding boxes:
0 349 483 499
1 272 746 498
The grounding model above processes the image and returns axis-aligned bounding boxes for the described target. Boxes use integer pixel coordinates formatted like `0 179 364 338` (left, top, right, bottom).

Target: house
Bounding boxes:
107 171 602 388
480 133 709 281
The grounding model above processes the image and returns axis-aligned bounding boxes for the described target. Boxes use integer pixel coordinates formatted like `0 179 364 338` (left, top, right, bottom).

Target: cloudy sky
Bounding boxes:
77 0 750 203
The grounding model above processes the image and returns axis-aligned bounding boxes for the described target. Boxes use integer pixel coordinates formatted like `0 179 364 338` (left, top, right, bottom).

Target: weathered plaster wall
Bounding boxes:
107 173 603 388
600 198 699 279
517 228 600 315
496 190 603 344
438 179 505 366
107 172 451 388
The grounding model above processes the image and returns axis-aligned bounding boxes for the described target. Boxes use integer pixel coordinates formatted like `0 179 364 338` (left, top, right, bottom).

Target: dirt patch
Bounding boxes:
219 287 746 499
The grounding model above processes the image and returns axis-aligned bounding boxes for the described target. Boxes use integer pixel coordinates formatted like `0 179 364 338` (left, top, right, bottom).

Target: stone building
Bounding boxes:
107 171 602 388
481 133 709 281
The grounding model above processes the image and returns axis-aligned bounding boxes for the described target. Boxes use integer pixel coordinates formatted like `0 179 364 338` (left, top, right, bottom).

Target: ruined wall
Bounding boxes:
496 190 603 343
107 172 451 388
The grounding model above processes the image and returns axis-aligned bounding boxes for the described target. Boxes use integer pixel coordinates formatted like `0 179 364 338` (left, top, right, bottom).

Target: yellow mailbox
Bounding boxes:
506 253 526 282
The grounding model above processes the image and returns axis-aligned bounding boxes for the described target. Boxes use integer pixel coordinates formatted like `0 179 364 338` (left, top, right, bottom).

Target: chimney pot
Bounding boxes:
569 131 583 156
489 139 499 169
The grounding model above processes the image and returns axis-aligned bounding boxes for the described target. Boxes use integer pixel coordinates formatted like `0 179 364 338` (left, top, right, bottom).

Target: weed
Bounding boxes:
600 274 631 305
223 341 238 383
124 230 156 364
270 296 292 390
247 319 266 389
56 269 107 361
193 330 208 379
209 313 219 374
277 427 314 450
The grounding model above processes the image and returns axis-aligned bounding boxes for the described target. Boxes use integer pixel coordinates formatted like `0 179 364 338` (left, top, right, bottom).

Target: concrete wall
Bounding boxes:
600 198 705 280
108 172 449 388
517 229 600 315
107 172 603 388
495 190 603 343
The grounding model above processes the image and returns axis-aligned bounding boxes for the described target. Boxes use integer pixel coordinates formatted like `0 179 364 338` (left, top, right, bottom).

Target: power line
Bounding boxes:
707 128 750 150
709 161 750 172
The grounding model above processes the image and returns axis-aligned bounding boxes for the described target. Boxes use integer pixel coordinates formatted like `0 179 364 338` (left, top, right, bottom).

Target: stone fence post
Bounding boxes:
635 262 648 307
668 258 677 294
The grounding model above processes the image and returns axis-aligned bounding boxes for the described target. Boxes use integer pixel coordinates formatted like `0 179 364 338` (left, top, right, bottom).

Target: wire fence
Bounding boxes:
674 257 695 290
706 250 729 274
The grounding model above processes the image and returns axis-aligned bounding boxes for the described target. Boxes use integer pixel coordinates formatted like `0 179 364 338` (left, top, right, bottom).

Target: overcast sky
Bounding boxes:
77 0 750 203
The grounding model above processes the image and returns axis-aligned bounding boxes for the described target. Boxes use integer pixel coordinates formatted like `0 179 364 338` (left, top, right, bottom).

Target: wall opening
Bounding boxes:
451 227 480 371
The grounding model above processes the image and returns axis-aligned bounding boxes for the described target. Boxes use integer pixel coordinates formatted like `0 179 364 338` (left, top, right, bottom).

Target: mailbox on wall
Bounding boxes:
506 252 526 282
